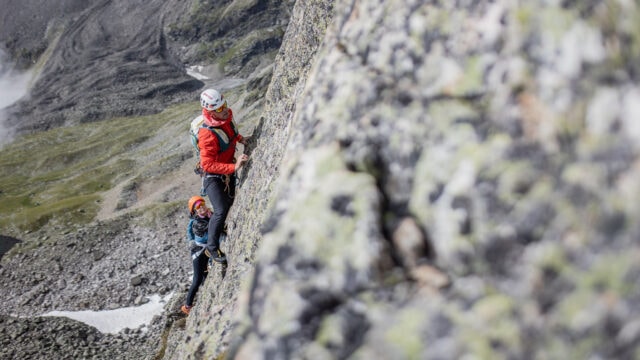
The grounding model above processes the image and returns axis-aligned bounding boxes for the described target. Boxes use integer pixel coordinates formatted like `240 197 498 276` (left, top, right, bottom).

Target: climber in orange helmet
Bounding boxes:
181 196 212 315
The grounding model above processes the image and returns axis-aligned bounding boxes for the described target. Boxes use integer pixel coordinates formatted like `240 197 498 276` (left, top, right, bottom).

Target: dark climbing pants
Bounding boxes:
186 247 208 307
203 174 236 253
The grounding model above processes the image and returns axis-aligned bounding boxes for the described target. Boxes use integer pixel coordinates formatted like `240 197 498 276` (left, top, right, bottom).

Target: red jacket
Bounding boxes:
198 109 244 174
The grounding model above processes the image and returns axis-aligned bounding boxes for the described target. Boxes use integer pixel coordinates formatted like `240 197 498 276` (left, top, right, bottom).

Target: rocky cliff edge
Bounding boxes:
168 0 640 359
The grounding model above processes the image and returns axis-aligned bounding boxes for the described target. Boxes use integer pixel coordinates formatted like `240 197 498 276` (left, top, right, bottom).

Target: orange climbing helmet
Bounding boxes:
188 196 205 215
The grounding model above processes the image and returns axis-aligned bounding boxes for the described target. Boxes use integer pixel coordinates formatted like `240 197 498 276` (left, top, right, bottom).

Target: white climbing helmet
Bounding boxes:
200 88 226 111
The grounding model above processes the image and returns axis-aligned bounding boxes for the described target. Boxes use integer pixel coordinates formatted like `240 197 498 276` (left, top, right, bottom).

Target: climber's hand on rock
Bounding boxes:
235 154 249 170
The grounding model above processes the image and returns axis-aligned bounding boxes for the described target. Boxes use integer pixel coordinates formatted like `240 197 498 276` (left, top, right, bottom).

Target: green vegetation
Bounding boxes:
194 27 283 72
167 0 285 75
0 102 194 235
218 28 283 64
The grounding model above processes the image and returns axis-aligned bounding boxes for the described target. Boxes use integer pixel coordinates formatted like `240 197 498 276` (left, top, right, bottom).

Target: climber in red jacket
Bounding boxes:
198 88 249 263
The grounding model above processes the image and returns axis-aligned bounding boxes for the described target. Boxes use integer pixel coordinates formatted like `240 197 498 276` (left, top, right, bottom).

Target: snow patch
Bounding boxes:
41 293 173 334
186 65 210 80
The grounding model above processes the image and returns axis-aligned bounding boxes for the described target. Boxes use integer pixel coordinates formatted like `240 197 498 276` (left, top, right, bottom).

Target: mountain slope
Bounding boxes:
0 0 293 134
0 1 293 359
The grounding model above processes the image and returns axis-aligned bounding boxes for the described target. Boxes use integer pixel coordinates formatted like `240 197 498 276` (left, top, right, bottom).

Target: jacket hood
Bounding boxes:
202 108 233 127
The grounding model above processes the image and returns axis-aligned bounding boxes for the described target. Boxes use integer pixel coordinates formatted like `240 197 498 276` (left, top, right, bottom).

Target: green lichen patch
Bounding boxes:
455 293 521 359
384 308 427 359
259 144 383 286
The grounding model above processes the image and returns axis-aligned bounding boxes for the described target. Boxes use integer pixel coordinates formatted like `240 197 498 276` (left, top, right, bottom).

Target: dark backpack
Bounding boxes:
191 217 209 238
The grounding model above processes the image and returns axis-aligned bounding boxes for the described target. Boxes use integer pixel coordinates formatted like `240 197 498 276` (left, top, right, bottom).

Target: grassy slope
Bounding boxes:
0 102 197 236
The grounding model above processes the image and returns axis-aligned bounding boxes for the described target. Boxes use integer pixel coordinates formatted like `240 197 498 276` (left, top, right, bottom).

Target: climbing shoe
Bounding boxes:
181 305 191 315
205 248 227 264
212 249 227 263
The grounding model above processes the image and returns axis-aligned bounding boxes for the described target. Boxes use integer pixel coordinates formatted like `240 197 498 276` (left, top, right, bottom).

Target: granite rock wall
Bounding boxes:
171 0 640 358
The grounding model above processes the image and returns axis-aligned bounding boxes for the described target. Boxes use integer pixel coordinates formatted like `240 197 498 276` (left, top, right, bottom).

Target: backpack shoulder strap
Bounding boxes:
201 124 232 153
230 120 238 136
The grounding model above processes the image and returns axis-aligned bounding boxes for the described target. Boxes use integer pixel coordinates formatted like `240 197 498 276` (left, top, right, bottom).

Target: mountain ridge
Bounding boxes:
0 0 292 135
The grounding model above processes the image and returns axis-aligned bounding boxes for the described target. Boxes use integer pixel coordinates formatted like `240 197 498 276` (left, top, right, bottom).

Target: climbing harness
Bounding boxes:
189 241 207 260
203 173 235 197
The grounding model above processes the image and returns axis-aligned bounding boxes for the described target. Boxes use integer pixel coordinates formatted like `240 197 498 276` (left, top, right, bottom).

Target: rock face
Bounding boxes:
167 0 640 359
2 0 640 359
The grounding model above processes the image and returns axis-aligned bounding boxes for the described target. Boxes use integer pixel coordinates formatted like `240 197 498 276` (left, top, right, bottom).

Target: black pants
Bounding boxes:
204 174 235 252
186 247 208 307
